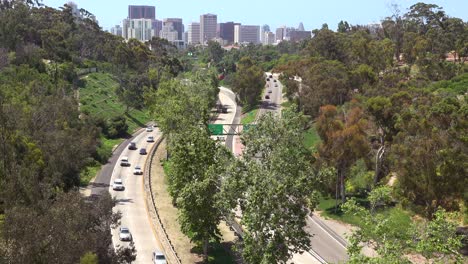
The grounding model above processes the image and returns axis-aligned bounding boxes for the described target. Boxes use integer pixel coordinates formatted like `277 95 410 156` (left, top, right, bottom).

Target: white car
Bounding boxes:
147 136 155 142
120 156 130 167
146 126 153 132
119 227 132 241
112 179 124 191
152 251 166 264
134 165 143 175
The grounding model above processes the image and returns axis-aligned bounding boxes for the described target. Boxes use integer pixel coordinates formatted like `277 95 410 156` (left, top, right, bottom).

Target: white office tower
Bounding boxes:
159 23 178 42
126 19 156 42
188 22 201 45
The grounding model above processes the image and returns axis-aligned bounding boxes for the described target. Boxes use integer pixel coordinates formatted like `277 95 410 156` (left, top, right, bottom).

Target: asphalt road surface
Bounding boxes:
109 129 163 263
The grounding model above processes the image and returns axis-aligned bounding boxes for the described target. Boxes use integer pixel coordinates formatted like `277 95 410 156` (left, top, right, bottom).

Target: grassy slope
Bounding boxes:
79 72 150 186
303 125 320 152
80 72 151 133
241 108 259 124
318 196 412 229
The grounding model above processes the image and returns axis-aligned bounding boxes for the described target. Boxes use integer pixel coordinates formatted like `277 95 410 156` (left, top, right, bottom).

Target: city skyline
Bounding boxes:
42 0 467 32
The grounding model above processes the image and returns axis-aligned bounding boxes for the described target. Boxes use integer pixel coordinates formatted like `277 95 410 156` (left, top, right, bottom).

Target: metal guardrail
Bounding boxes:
144 136 182 264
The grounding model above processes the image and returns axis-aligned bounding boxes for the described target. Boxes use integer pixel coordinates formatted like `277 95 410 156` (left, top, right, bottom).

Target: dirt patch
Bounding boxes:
150 140 203 264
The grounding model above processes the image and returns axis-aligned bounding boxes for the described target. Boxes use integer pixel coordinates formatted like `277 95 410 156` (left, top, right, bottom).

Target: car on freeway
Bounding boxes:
275 84 278 87
119 227 132 241
146 126 153 132
147 136 155 142
134 165 143 175
265 95 270 99
112 179 124 191
152 251 166 264
268 90 272 93
266 78 270 81
128 142 137 150
120 157 130 166
273 79 277 82
140 148 147 155
269 74 273 78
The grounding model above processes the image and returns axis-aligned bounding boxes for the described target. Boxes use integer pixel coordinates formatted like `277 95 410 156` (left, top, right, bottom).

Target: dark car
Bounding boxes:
266 78 270 81
265 95 270 99
273 79 277 82
139 148 147 155
128 142 137 150
269 75 273 78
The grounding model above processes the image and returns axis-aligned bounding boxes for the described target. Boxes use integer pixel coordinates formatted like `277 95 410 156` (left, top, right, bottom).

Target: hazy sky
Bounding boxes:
41 0 467 31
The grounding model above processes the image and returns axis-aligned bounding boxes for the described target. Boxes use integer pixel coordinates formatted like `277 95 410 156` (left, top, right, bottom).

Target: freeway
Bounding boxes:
258 72 283 119
109 129 164 263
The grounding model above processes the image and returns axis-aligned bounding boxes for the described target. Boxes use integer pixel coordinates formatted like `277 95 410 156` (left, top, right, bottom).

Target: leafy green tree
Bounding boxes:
391 92 467 217
316 103 370 202
342 187 464 264
231 56 264 107
224 109 318 263
301 60 349 117
171 126 232 259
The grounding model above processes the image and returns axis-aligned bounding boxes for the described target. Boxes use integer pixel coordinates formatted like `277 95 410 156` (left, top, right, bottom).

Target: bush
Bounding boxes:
106 116 128 138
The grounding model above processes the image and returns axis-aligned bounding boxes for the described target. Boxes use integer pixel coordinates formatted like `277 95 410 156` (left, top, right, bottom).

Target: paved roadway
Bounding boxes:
108 129 163 263
261 72 283 118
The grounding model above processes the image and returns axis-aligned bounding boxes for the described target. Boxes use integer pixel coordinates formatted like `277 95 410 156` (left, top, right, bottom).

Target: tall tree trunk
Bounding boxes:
373 145 386 186
203 238 209 261
340 167 346 203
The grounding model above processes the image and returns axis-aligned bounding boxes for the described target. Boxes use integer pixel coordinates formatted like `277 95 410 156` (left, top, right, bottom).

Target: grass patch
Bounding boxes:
80 163 101 186
80 137 124 186
318 195 412 228
241 108 259 125
80 72 151 133
281 101 292 108
191 242 236 264
303 125 321 152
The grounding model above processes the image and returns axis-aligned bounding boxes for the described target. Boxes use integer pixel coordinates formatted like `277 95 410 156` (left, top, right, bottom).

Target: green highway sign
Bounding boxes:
208 124 223 135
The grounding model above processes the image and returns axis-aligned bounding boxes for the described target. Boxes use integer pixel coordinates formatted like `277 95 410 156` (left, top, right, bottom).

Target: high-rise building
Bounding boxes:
298 22 305 31
234 25 260 44
276 26 285 42
128 5 155 20
163 18 184 41
219 22 239 44
152 19 163 37
290 31 311 42
160 24 178 42
264 32 275 45
110 25 123 37
163 18 185 40
126 19 155 42
200 14 217 44
188 22 200 45
260 24 270 44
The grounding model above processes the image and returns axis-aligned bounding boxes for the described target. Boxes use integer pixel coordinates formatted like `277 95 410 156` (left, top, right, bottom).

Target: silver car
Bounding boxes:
134 165 143 175
119 227 132 241
152 251 166 264
112 179 124 191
